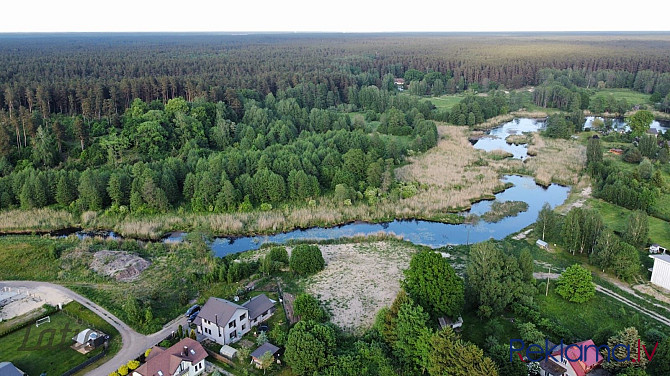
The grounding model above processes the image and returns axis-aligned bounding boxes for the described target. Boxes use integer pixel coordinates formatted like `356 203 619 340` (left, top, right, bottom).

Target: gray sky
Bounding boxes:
2 0 669 32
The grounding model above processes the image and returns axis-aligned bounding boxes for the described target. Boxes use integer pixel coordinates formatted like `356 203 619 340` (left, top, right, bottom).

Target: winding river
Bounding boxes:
64 118 578 256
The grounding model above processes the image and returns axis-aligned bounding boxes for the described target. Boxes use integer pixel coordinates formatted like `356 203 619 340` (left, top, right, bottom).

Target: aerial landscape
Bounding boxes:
1 4 670 376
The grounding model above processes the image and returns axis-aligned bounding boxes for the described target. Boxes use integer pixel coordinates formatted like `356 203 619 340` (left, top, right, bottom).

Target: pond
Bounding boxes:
583 116 670 132
471 118 546 159
202 175 569 256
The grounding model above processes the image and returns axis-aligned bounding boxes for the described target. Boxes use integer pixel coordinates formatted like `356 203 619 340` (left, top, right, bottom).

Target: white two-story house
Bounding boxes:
133 338 206 376
195 294 276 345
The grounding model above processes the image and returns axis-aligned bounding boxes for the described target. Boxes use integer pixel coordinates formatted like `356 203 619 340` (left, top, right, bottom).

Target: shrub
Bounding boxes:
290 244 325 276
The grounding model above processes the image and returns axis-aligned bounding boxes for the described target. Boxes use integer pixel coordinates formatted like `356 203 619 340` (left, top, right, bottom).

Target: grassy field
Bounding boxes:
537 286 668 343
425 94 465 110
586 198 670 247
592 88 651 105
0 306 106 376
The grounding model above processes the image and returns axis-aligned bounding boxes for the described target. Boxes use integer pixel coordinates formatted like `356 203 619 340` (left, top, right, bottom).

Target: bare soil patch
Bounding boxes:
0 284 72 320
90 250 151 282
303 242 417 333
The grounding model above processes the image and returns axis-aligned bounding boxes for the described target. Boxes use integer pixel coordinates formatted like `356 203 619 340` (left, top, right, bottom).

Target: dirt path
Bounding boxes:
595 285 670 327
0 281 187 376
530 273 670 327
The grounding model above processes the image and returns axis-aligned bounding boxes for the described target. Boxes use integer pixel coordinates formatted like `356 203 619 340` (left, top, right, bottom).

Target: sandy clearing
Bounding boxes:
303 242 416 333
0 284 72 320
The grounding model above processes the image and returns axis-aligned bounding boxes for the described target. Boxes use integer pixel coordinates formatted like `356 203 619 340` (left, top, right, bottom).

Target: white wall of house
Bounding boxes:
199 308 250 345
250 309 274 327
651 258 670 290
186 359 205 376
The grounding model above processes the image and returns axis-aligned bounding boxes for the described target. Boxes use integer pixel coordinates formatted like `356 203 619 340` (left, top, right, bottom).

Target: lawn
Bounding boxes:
0 309 94 376
536 287 669 343
586 198 670 247
592 88 651 106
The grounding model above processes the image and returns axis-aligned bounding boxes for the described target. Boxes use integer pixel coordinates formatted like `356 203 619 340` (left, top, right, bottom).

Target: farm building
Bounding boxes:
650 254 670 291
536 239 549 250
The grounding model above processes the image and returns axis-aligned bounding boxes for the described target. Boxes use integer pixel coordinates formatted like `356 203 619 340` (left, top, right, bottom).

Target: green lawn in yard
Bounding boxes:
0 311 92 376
586 198 670 247
592 89 651 106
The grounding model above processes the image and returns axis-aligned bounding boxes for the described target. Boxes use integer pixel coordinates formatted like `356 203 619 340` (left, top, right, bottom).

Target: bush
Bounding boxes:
293 293 328 322
290 244 325 276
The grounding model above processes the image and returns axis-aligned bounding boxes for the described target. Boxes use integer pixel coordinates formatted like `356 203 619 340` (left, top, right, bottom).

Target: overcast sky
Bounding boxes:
2 0 669 33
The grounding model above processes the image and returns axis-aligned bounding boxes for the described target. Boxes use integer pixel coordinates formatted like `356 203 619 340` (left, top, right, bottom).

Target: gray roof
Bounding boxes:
251 342 280 359
650 254 670 264
197 297 246 327
0 362 24 376
540 359 567 376
242 294 275 321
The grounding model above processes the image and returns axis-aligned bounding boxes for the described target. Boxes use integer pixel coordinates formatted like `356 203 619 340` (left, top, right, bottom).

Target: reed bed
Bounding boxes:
0 208 76 232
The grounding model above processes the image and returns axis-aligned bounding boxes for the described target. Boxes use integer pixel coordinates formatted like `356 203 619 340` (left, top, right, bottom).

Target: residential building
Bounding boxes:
194 297 250 345
133 338 206 376
539 339 604 376
0 362 25 376
195 294 276 345
650 254 670 291
243 294 276 327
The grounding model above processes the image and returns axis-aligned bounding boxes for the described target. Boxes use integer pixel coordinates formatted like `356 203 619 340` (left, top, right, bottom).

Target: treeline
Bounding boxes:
2 34 670 118
0 91 438 213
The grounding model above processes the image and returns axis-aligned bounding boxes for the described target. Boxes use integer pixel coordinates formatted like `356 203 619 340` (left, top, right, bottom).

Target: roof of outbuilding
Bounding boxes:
251 342 280 359
0 362 24 376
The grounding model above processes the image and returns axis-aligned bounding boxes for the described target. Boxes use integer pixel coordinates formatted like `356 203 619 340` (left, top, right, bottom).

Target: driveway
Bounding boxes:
0 281 188 376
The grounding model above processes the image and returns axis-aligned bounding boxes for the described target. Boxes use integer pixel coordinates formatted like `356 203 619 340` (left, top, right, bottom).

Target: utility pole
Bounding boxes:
545 265 551 296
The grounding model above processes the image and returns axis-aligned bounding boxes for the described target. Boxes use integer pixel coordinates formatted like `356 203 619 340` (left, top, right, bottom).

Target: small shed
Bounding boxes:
650 244 666 254
438 316 463 330
536 239 549 250
219 345 238 360
251 342 280 367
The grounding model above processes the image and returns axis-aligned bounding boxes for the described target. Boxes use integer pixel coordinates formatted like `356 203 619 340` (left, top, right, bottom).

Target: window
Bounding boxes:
239 313 246 320
242 324 246 330
262 310 268 316
230 331 236 339
228 320 236 328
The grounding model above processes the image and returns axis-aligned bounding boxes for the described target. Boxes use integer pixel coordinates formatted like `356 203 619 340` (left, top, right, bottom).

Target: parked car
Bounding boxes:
188 311 199 323
185 304 200 317
258 325 269 333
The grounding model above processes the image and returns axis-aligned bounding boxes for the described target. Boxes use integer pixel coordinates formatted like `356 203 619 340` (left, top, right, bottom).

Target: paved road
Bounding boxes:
0 281 188 376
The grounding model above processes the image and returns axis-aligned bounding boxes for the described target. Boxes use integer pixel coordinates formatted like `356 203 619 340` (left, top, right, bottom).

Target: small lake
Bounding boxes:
583 116 670 132
196 175 569 256
472 118 546 159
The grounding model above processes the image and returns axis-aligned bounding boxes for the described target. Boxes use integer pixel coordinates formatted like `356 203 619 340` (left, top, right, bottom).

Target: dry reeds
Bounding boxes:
0 208 76 232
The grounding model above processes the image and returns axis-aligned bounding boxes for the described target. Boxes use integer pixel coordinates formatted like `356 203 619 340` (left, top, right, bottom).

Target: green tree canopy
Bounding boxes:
555 264 595 303
293 293 328 322
290 244 325 276
284 320 336 375
628 110 654 136
403 250 464 319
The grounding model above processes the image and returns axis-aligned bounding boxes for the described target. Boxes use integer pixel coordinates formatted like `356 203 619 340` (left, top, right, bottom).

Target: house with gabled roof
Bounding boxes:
539 339 604 376
195 294 276 345
133 338 206 376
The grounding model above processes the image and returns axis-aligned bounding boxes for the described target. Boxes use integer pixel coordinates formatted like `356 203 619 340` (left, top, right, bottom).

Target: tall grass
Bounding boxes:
0 208 76 233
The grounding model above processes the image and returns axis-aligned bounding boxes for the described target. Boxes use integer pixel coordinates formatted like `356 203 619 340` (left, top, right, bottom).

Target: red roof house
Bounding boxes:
543 340 604 376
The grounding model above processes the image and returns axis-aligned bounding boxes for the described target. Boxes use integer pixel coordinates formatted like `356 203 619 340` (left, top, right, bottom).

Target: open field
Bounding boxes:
592 88 651 105
424 94 466 110
302 241 418 333
586 198 670 247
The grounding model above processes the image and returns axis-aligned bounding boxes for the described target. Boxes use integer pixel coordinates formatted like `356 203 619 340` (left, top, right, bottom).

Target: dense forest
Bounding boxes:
1 33 670 219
